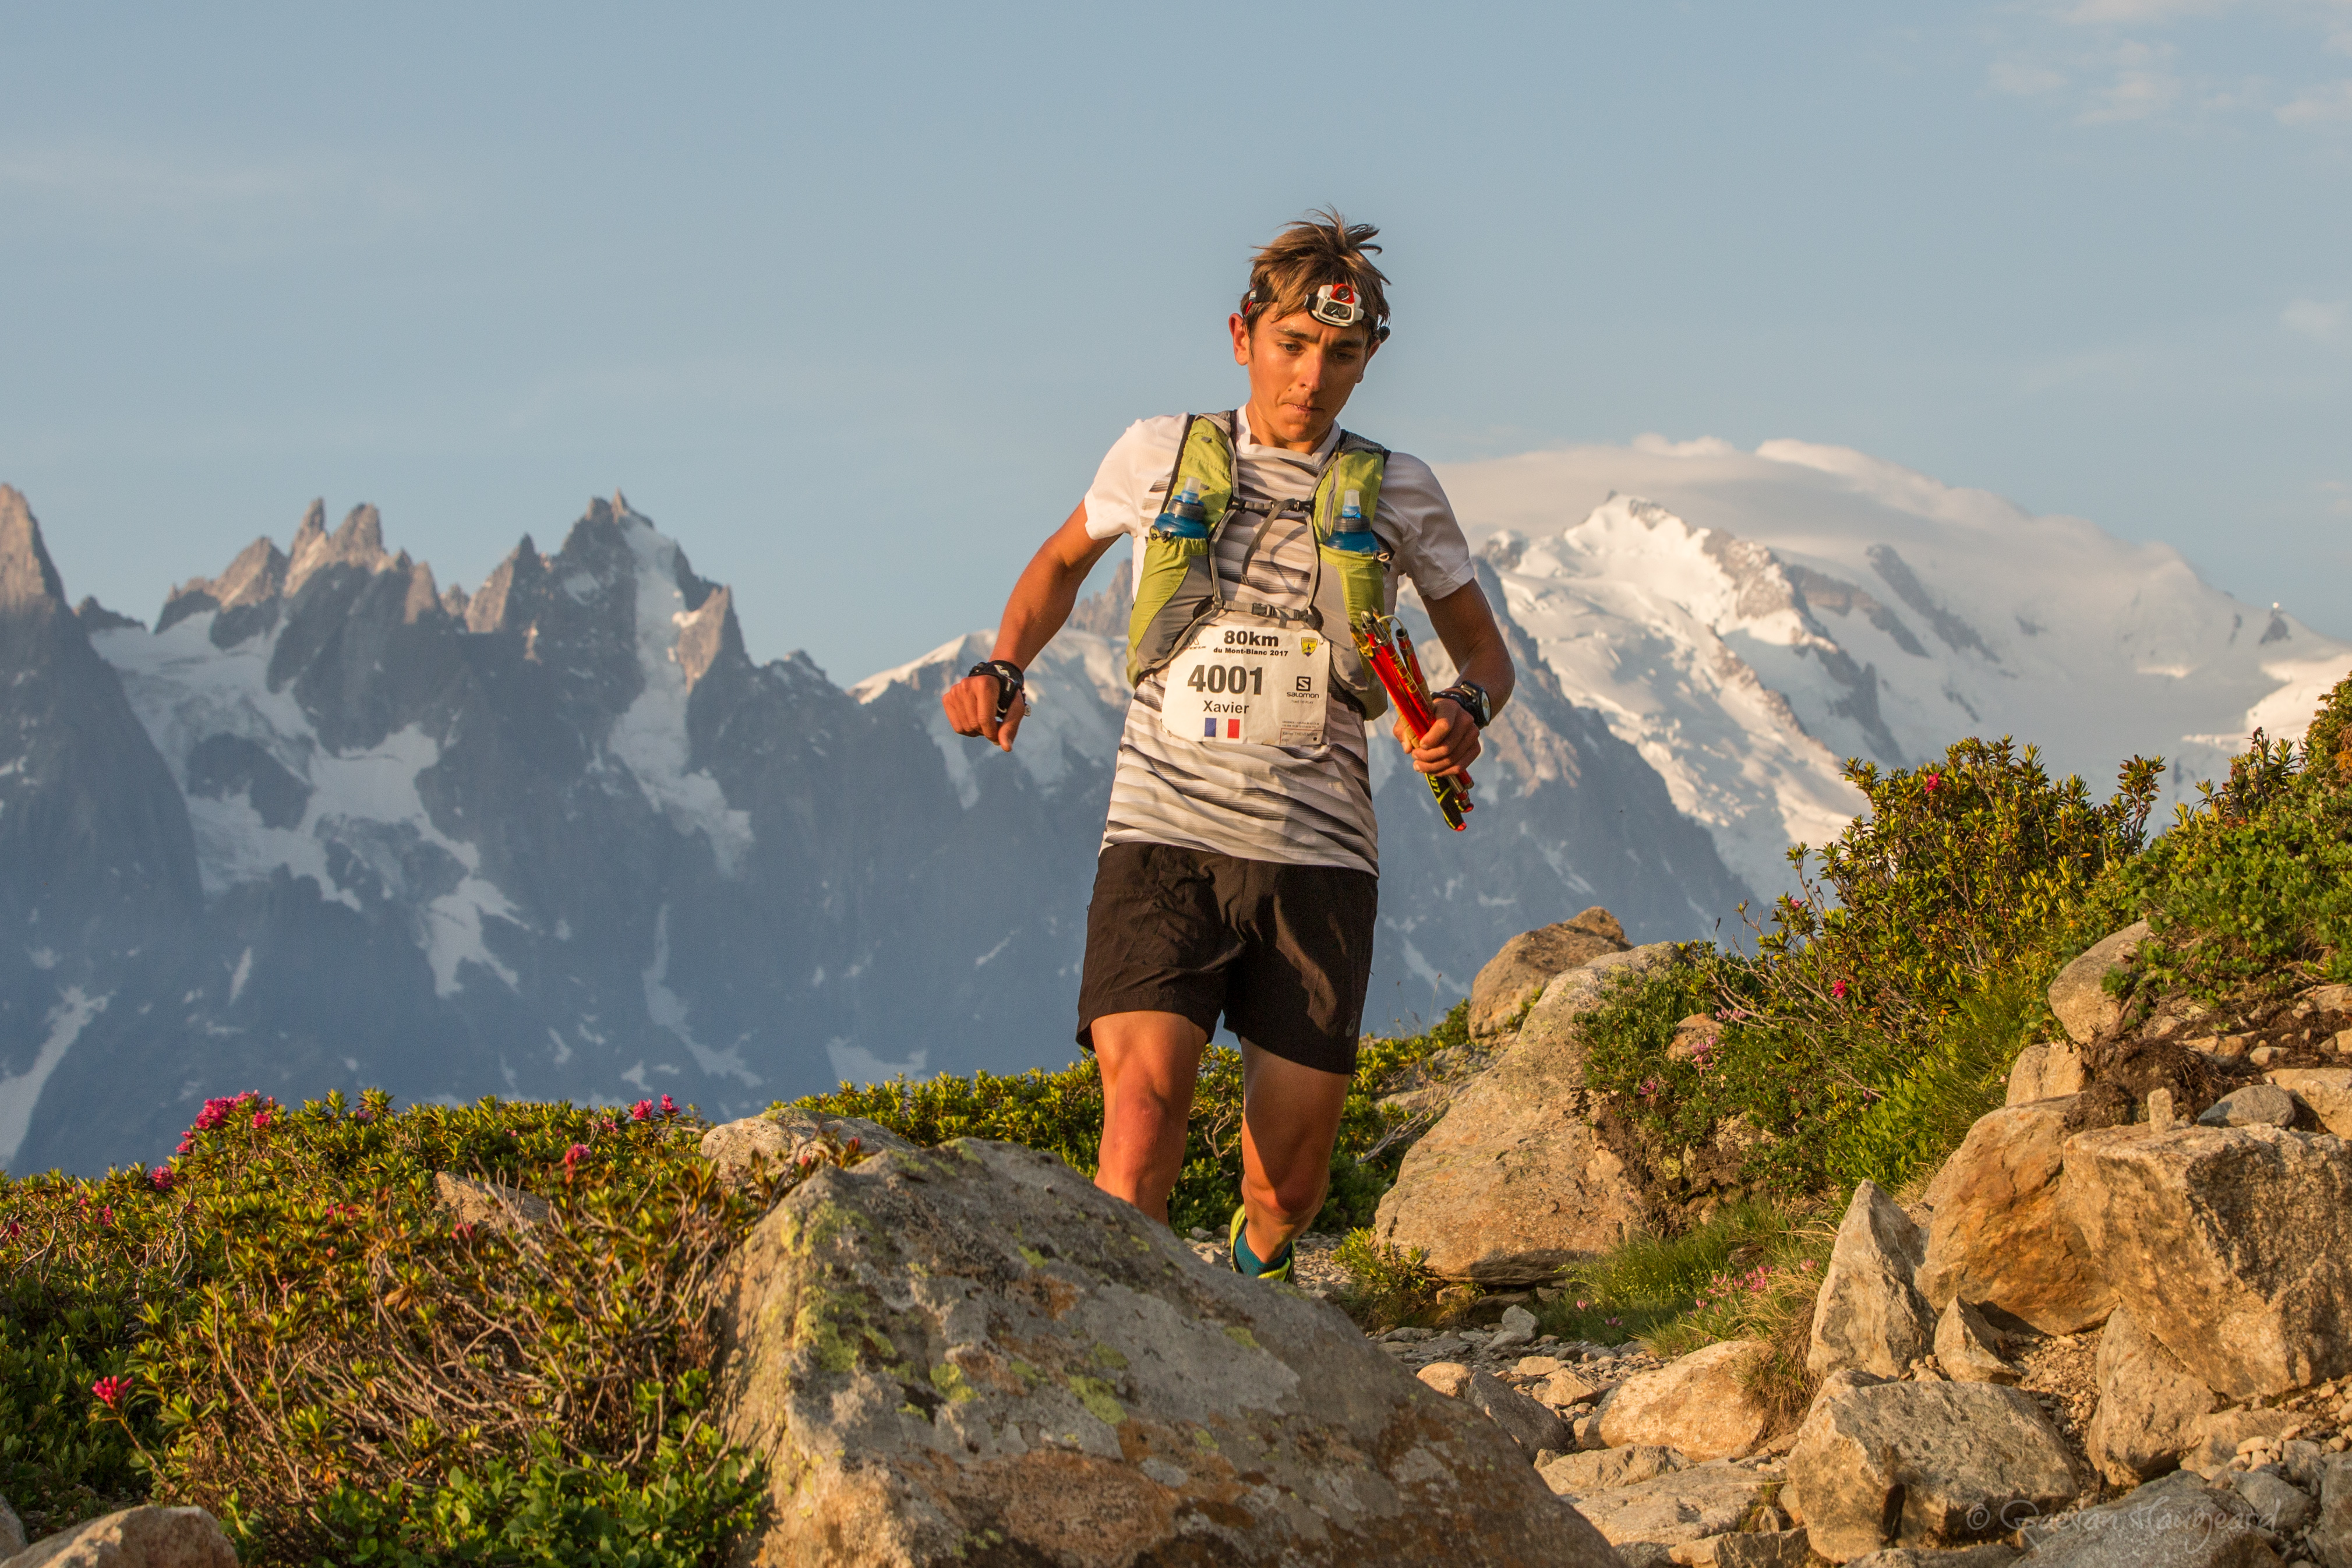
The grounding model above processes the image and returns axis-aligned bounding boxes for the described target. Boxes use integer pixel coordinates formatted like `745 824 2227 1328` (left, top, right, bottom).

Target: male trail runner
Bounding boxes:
942 211 1514 1281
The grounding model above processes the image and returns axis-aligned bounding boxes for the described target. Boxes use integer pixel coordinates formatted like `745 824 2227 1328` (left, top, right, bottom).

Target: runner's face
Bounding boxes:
1228 309 1378 451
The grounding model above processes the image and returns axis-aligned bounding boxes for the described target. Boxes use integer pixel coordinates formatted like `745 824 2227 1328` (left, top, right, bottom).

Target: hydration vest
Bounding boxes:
1124 411 1394 721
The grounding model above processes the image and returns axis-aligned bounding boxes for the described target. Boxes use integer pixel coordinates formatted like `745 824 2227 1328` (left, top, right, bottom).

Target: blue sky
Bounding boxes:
3 2 2347 681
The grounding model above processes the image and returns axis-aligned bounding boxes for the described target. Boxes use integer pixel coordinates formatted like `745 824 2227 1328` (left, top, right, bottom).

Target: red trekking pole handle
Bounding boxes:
1350 613 1472 831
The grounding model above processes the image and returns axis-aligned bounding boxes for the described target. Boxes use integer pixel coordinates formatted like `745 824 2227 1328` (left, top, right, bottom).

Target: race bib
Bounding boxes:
1160 620 1329 748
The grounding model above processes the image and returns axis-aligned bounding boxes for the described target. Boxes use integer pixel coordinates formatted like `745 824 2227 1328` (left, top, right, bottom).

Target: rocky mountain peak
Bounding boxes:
0 485 69 613
158 535 291 632
286 503 395 596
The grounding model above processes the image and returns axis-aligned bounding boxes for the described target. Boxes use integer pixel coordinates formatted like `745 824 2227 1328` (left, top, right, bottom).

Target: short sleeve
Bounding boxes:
1376 452 1474 601
1082 416 1186 542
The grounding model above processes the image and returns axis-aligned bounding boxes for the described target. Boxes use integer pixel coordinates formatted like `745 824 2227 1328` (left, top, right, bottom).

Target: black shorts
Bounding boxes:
1075 842 1378 1076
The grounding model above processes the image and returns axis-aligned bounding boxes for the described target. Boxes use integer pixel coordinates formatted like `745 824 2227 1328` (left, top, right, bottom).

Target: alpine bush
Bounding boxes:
0 1090 781 1563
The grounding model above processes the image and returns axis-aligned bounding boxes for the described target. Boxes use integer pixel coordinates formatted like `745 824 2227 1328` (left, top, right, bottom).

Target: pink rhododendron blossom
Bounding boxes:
563 1143 589 1167
1831 978 1849 1000
630 1100 652 1122
659 1094 677 1117
1925 772 1942 793
251 1110 271 1129
91 1375 127 1408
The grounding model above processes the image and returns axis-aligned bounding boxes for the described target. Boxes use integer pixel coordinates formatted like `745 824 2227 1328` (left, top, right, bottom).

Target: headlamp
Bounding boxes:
1309 282 1364 328
1239 282 1390 341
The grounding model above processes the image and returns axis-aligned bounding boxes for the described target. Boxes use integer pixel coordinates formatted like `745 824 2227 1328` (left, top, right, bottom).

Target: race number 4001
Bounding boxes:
1159 622 1329 748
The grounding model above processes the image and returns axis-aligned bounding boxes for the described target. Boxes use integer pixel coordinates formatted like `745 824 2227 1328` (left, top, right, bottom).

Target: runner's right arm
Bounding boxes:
942 500 1119 751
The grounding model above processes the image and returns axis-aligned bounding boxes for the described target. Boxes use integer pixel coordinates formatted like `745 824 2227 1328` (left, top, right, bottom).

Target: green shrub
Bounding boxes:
1 1090 778 1564
1331 1231 1445 1331
2128 679 2352 1001
1581 740 2159 1196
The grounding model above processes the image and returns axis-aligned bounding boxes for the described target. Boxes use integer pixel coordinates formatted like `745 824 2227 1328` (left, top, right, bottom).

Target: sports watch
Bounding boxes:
1435 680 1493 729
967 659 1025 725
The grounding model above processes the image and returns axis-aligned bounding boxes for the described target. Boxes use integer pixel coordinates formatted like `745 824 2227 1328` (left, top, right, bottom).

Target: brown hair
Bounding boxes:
1239 208 1392 341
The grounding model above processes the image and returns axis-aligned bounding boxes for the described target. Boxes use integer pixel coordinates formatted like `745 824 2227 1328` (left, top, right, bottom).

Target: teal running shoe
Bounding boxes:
1228 1205 1294 1282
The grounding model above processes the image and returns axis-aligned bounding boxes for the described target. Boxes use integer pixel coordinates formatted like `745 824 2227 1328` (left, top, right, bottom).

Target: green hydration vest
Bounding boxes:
1124 412 1394 721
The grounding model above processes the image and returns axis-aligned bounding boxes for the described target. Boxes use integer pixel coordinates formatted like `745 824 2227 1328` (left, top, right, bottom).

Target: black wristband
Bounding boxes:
1435 681 1493 729
969 659 1025 723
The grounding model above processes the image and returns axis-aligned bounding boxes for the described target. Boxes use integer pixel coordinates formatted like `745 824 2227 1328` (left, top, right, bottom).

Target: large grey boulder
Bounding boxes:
0 1495 23 1558
1553 1460 1774 1565
2058 1122 2352 1398
713 1137 1622 1567
1467 907 1629 1037
1787 1380 2078 1562
2084 1304 2217 1486
0 1505 236 1567
1808 1181 1935 1379
2012 1468 2277 1566
2046 920 2150 1045
1595 1339 1773 1461
1373 945 1679 1283
1919 1099 2114 1334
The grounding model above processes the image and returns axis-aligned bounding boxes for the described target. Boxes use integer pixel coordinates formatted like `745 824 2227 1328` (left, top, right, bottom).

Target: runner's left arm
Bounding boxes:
942 500 1120 751
1401 580 1516 779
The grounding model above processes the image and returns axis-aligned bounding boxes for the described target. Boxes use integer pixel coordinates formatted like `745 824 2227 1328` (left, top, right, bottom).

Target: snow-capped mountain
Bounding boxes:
1435 438 2352 900
0 484 1745 1176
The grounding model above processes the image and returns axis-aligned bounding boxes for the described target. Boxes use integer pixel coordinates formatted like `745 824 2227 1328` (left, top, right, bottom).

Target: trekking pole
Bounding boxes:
1350 613 1473 832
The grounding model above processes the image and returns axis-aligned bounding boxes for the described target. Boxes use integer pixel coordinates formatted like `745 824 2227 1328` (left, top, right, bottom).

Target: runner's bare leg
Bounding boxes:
1237 1044 1351 1266
1092 1010 1209 1221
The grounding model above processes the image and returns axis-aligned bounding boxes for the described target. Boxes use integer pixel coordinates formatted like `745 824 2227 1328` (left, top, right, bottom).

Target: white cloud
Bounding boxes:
2283 298 2349 341
2279 79 2352 121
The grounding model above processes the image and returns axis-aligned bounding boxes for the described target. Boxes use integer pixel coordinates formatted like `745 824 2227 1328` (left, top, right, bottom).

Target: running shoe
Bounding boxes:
1227 1205 1294 1282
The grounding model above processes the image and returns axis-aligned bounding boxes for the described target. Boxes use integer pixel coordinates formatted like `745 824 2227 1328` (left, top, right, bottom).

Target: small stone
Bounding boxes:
2149 1087 2178 1129
1936 1298 2019 1385
1491 1304 1541 1349
1539 1443 1691 1495
2234 1466 2315 1533
2252 1046 2279 1068
432 1171 550 1230
2 1506 236 1567
2201 1084 2297 1127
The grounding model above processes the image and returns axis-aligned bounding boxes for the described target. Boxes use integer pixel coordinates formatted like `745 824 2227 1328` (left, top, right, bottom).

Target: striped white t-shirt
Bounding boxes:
1081 411 1474 875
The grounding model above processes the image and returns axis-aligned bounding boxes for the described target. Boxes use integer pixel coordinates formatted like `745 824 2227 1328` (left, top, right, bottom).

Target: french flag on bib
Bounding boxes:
1203 718 1240 740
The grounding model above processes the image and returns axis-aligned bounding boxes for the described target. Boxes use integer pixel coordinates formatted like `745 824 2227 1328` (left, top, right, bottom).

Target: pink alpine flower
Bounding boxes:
91 1375 128 1409
659 1094 677 1117
251 1108 272 1130
630 1099 653 1122
1832 978 1849 1000
1924 772 1943 794
563 1143 589 1168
